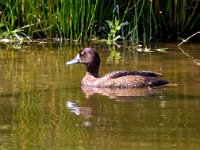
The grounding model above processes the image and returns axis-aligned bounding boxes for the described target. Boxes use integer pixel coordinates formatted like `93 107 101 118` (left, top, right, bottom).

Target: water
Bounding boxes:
0 42 200 149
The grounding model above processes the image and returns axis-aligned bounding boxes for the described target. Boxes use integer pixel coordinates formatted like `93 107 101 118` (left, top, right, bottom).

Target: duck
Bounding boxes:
66 48 169 88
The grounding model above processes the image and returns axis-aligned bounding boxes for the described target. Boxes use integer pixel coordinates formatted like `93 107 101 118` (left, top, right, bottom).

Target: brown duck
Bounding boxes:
66 48 168 88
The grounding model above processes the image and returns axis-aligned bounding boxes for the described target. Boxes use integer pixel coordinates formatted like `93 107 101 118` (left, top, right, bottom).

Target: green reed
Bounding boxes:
0 0 199 43
153 0 199 39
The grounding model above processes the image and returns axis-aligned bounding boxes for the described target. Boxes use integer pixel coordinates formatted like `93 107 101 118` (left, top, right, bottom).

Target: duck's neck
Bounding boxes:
86 66 99 78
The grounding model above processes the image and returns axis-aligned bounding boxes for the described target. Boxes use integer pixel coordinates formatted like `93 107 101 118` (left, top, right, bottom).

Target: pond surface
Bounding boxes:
0 42 200 149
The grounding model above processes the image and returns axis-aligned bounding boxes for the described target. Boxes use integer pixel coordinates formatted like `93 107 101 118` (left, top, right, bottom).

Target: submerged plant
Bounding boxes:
107 47 121 65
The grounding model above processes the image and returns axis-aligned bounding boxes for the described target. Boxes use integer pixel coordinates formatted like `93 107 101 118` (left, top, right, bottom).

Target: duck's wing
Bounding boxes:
103 70 163 79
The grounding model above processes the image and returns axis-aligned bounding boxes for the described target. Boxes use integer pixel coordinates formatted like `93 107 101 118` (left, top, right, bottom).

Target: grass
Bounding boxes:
0 0 199 44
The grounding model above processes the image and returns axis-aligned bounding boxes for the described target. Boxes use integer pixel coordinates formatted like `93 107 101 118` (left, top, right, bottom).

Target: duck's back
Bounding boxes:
104 70 163 78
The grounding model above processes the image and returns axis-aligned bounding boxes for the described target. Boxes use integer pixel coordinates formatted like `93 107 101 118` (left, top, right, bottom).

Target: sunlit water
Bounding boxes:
0 42 200 149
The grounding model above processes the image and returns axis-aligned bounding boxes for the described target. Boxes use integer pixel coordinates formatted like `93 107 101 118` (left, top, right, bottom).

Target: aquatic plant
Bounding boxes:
107 47 121 65
153 0 200 39
0 0 199 44
104 8 129 45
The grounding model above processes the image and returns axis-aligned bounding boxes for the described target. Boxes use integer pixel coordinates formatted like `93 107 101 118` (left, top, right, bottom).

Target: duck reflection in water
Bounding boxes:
66 48 168 97
66 101 93 126
81 86 166 99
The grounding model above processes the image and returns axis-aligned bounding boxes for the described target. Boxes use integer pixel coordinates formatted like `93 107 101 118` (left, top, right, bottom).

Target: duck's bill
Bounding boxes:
66 55 80 65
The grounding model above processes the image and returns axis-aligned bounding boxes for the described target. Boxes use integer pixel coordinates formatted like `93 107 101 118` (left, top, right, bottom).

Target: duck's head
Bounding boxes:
66 48 100 77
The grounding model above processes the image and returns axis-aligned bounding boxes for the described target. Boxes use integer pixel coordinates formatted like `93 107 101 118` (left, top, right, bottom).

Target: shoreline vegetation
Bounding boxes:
0 0 199 45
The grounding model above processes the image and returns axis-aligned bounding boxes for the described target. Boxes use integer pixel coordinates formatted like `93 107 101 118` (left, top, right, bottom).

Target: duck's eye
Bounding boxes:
79 51 85 55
